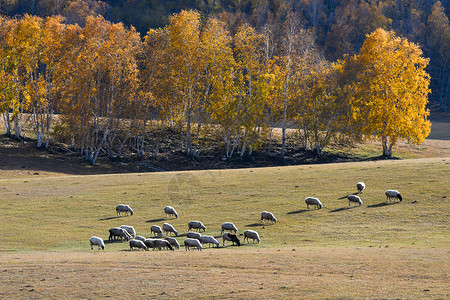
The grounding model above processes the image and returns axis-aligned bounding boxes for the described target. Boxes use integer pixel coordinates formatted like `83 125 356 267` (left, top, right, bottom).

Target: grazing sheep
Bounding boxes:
261 211 277 224
144 238 156 250
130 239 148 251
348 195 363 207
109 227 132 241
120 225 136 238
188 221 206 232
164 237 180 250
186 232 202 240
116 204 134 217
184 238 203 251
135 235 146 242
222 233 241 247
162 223 178 236
357 182 366 193
89 236 105 250
150 225 163 237
153 239 174 251
243 230 261 244
164 206 178 219
221 222 238 234
385 190 403 202
199 235 220 248
305 197 323 209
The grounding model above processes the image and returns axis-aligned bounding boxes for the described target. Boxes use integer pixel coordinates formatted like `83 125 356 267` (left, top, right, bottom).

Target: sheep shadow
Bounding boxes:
367 202 398 208
337 192 360 200
98 216 122 221
145 218 166 223
104 239 127 244
245 222 265 227
287 209 310 214
329 206 359 213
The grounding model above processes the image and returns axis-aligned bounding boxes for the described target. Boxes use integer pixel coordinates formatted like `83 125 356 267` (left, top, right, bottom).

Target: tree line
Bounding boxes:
0 10 431 164
1 0 448 112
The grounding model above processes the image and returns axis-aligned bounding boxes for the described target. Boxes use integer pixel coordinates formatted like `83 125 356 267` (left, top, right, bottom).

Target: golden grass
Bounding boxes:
0 147 449 298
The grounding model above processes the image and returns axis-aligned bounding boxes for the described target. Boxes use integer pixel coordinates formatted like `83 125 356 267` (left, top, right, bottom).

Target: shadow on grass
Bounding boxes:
104 239 128 244
287 209 310 214
98 216 122 221
337 192 360 200
145 218 165 223
245 222 264 227
367 202 398 208
329 206 359 213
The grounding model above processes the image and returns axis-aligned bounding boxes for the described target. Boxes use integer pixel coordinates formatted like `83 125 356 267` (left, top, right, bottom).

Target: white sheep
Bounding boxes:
89 236 105 250
116 204 134 217
108 227 132 241
222 233 241 246
221 222 238 234
164 206 178 219
184 238 203 251
188 221 206 232
348 195 363 206
186 232 202 240
164 237 180 250
130 239 148 251
120 225 136 238
199 235 219 248
357 182 366 193
150 225 163 237
162 223 178 236
144 238 156 250
243 230 261 244
135 235 146 242
153 239 174 251
261 211 277 224
305 197 323 209
385 190 403 202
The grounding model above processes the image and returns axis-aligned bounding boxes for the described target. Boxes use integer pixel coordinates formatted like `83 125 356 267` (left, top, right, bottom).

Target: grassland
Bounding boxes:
0 154 448 298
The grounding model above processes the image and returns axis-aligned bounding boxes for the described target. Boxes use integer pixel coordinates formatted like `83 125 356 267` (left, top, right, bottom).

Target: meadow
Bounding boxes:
0 153 449 298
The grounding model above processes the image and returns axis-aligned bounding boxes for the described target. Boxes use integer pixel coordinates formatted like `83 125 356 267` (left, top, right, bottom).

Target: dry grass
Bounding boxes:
0 247 448 299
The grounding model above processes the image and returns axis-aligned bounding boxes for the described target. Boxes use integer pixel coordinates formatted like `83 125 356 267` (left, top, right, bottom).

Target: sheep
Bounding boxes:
348 195 363 207
135 235 146 242
108 227 132 241
305 197 323 209
89 236 105 250
164 206 178 219
357 182 366 194
199 235 220 248
164 237 180 250
184 238 203 251
144 238 156 250
162 223 178 236
261 211 277 224
188 221 206 232
221 222 238 234
222 233 241 247
385 190 403 202
150 225 163 237
130 239 148 251
186 232 202 240
116 204 134 217
243 230 261 244
153 239 174 251
120 225 136 238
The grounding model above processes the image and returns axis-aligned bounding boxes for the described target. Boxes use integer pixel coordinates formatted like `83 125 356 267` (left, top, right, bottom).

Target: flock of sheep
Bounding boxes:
90 182 403 252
